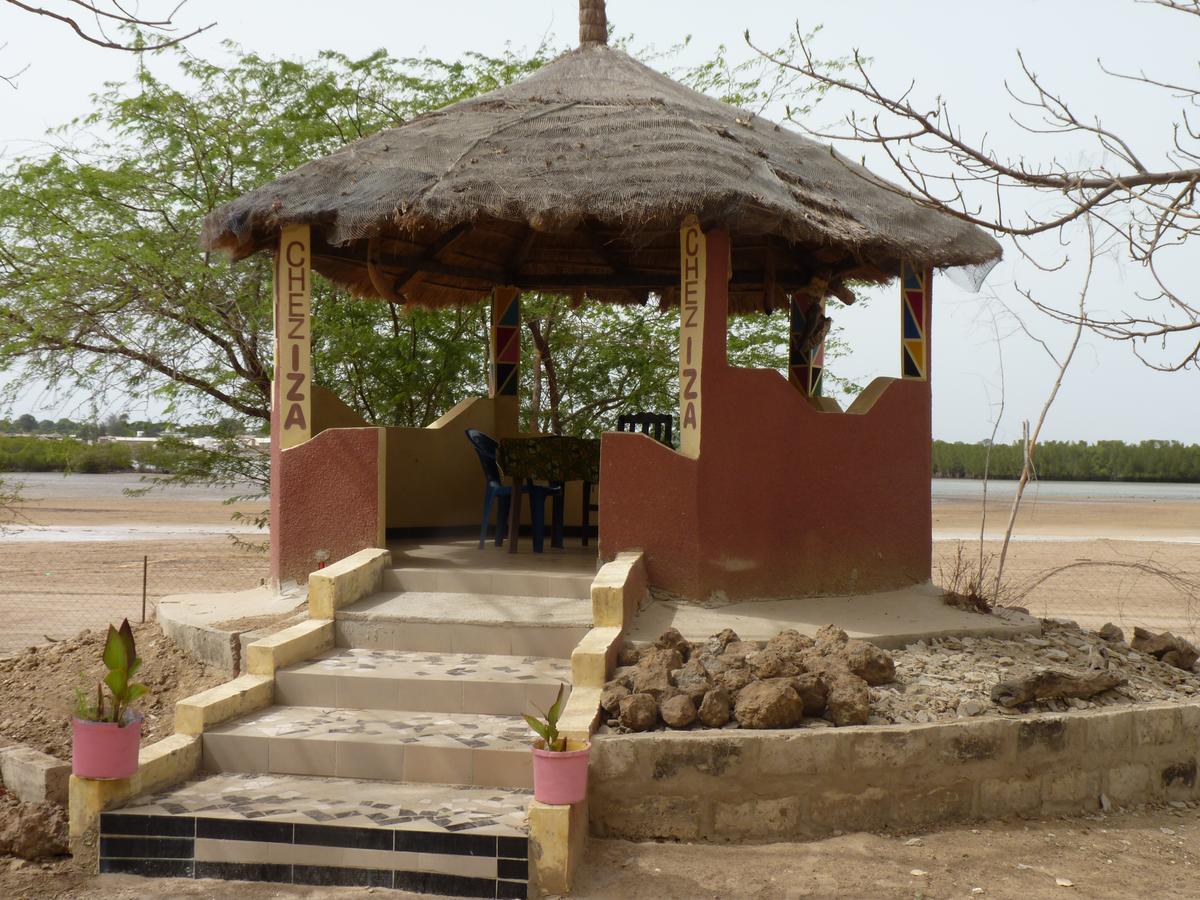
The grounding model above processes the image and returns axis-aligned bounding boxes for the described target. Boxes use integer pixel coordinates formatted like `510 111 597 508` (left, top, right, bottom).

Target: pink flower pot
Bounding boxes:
531 740 590 805
72 714 142 780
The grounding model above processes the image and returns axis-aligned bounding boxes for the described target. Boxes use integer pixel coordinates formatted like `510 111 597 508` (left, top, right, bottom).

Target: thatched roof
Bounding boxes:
201 0 1000 312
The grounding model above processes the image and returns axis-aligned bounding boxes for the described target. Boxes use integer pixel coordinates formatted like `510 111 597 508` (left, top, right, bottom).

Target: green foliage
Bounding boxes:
524 684 567 752
77 619 149 726
0 42 554 427
933 440 1200 483
0 435 138 473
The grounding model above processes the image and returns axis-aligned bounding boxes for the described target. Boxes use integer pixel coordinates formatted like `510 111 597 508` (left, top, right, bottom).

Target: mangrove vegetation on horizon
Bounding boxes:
932 440 1200 483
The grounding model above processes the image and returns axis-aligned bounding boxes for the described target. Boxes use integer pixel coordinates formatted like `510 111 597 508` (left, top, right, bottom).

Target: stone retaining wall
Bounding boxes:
589 702 1200 842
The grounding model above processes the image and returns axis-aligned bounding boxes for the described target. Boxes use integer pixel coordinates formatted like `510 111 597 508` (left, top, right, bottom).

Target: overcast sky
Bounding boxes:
2 0 1196 443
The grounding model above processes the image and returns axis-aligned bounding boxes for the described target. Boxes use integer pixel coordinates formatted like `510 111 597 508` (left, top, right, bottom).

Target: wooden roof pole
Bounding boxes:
579 0 607 45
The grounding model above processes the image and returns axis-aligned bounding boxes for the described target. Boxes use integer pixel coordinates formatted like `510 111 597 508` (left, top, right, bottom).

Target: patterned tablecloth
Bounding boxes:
497 436 601 483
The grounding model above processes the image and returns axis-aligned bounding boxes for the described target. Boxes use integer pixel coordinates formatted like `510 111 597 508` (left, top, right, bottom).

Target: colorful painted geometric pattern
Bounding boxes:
491 290 520 397
788 296 825 397
900 261 930 380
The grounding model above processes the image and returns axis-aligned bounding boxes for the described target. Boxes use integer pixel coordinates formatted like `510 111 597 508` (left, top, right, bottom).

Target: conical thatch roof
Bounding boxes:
201 2 1000 312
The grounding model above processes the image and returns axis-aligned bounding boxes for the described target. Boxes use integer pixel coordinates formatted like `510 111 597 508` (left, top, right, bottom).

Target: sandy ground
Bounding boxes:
4 805 1198 899
933 496 1200 641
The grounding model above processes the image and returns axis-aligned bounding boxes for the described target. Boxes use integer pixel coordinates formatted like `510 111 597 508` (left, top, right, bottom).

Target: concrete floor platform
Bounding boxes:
626 582 1039 650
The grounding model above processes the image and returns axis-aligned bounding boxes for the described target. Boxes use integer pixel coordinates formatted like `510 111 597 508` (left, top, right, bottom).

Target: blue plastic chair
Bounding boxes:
465 429 563 552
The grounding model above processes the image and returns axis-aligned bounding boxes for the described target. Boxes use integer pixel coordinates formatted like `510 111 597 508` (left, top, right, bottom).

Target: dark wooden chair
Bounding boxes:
617 412 673 447
580 412 674 546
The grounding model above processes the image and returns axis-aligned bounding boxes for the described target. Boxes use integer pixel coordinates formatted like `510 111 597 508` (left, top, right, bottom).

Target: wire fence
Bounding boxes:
1 542 268 657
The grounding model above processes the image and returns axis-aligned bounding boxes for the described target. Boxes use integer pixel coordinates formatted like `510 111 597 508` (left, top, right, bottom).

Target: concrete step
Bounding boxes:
336 591 592 658
384 565 593 601
275 648 571 716
202 706 534 790
99 771 529 897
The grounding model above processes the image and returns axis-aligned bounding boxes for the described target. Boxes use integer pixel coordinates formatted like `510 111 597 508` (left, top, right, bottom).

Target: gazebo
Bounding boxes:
202 0 1000 599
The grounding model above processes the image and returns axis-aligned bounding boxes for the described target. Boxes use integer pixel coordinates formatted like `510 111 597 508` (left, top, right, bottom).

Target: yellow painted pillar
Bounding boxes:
274 224 313 447
678 217 729 459
678 218 707 458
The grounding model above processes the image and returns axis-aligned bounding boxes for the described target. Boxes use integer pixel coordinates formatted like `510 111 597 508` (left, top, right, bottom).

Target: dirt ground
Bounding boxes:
0 622 226 756
1 804 1196 899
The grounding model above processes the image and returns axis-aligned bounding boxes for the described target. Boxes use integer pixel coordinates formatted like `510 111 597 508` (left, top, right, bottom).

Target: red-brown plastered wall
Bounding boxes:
270 427 382 584
598 226 931 601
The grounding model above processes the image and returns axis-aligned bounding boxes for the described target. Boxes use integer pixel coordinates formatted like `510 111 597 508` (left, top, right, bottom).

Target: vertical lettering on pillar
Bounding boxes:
275 223 311 449
491 287 521 397
900 260 931 381
678 217 706 459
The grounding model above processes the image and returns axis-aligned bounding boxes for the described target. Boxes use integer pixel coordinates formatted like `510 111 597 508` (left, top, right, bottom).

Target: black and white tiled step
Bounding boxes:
203 706 534 789
334 591 592 658
99 773 529 898
275 648 571 716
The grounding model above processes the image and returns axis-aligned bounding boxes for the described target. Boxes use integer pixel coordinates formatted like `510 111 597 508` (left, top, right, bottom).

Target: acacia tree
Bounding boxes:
0 46 549 428
748 0 1200 370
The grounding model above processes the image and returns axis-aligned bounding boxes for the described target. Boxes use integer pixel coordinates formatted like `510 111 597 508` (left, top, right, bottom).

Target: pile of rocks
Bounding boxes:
1129 625 1199 671
600 625 896 732
871 619 1200 725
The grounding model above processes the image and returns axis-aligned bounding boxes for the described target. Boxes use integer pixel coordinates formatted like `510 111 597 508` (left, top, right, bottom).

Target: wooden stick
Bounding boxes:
990 669 1125 708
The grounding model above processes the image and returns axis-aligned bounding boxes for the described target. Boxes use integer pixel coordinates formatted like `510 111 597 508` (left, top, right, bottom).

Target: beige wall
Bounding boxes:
311 385 595 533
590 702 1200 842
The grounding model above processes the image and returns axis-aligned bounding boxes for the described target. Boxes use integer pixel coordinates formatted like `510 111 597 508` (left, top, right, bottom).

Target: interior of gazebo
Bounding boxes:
266 216 936 603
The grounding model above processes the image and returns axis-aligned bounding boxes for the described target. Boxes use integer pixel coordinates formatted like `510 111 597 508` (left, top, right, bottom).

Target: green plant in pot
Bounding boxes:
71 619 149 779
525 684 590 805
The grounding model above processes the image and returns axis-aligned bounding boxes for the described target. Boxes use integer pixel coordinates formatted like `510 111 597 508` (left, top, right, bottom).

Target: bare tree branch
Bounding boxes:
3 0 213 53
746 2 1200 369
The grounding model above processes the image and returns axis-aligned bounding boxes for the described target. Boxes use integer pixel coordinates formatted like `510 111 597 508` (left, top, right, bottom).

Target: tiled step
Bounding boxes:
384 565 593 600
202 706 533 789
275 648 571 716
336 591 592 658
98 772 529 898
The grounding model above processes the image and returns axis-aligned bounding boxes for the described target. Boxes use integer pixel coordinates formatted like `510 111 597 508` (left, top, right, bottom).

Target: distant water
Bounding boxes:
3 471 257 502
932 478 1200 502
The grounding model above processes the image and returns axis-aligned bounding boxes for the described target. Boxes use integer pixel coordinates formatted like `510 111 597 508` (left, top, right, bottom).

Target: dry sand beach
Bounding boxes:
1 474 1198 656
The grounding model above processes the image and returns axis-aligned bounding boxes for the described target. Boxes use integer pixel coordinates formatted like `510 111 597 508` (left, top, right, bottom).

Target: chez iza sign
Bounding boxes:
275 224 311 450
678 218 706 459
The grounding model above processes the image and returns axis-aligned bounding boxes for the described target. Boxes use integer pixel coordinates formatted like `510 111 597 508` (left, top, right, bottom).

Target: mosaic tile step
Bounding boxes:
100 773 529 897
335 591 591 658
275 648 572 716
203 706 535 789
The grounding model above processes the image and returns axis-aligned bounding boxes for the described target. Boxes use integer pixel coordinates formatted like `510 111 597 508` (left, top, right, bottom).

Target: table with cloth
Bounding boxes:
497 436 601 553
